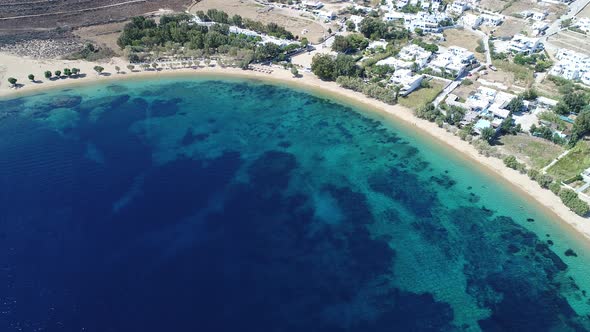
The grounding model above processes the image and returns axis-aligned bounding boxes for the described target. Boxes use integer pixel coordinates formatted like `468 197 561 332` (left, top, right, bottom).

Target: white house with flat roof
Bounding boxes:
574 17 590 33
460 13 482 29
428 46 476 78
390 69 424 96
383 11 405 22
447 0 469 15
507 34 543 54
301 0 324 9
549 48 590 85
479 13 504 26
376 44 432 70
349 15 364 31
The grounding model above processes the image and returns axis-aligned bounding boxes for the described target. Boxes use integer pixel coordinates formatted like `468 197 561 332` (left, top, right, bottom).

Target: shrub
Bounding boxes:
527 169 540 181
536 174 553 189
503 155 520 170
549 182 561 195
559 189 590 216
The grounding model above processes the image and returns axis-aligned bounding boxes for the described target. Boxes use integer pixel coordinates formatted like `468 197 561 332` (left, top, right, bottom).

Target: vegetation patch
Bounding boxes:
398 81 444 110
547 141 590 181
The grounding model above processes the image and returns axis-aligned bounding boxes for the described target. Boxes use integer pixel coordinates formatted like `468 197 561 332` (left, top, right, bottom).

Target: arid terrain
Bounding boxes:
0 0 192 43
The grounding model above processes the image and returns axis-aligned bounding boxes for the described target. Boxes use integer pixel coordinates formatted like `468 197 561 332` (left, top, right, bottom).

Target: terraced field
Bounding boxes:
0 0 191 38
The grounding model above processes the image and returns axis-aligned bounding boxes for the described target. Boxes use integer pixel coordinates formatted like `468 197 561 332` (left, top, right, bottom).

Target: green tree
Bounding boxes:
7 77 17 86
115 66 121 73
127 64 135 72
505 96 524 113
571 109 590 141
311 53 336 80
94 66 105 75
63 68 72 77
55 70 62 77
28 74 35 81
290 66 299 77
44 71 52 79
536 174 553 189
72 68 80 76
522 89 538 101
346 20 356 32
481 127 496 143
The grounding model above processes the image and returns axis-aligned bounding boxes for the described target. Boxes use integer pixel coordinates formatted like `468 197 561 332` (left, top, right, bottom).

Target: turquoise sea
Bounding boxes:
1 77 590 331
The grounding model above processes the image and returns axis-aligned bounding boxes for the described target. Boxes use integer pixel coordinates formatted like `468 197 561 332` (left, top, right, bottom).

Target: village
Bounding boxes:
180 0 590 207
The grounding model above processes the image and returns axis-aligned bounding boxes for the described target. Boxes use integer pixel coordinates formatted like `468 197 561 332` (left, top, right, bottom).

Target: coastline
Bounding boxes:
1 53 590 244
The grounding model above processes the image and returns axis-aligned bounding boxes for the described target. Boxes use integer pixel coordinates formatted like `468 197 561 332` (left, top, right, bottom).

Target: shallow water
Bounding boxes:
1 78 590 331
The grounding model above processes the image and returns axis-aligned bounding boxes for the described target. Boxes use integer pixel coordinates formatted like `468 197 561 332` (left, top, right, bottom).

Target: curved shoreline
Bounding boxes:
1 55 590 245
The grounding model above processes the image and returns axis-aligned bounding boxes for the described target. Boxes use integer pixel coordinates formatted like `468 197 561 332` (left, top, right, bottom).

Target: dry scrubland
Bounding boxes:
0 0 191 42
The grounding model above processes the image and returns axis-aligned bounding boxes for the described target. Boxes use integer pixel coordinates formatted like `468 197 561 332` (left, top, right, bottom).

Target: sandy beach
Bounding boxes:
1 52 590 244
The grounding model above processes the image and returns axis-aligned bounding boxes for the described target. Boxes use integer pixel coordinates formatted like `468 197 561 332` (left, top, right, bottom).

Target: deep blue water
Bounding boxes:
1 78 590 331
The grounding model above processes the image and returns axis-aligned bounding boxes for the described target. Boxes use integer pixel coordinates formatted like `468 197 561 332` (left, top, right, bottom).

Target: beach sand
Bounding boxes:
1 52 590 244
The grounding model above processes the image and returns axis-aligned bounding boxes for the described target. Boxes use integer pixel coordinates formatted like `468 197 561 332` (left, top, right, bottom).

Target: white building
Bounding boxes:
508 34 542 54
383 11 405 23
317 10 335 21
549 48 590 85
479 13 504 26
428 46 476 77
367 40 389 50
301 0 324 9
466 86 516 117
447 1 469 15
574 17 590 33
376 44 431 69
403 12 451 32
460 13 482 29
349 15 364 31
376 44 432 70
390 69 424 96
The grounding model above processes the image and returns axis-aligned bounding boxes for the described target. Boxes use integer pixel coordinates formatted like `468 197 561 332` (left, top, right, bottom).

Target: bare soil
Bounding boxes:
0 0 192 41
441 28 486 62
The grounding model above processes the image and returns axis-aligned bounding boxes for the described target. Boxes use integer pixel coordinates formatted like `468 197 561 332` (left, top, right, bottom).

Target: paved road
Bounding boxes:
467 27 491 65
544 0 590 38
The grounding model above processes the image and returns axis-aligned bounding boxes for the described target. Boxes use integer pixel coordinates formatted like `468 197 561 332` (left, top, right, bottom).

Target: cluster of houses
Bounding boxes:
549 48 590 86
573 17 590 33
493 34 544 55
458 12 504 29
372 43 476 95
446 86 518 133
428 46 477 77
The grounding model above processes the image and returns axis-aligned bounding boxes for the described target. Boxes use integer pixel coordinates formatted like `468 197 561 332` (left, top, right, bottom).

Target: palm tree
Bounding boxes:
127 64 135 72
115 66 121 74
151 63 158 71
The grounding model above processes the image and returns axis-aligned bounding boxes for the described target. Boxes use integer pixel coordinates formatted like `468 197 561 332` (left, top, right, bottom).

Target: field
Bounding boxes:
502 1 566 22
190 0 331 43
73 22 127 56
546 30 590 56
498 134 565 170
441 29 486 62
399 80 445 110
547 140 590 181
479 0 509 12
487 17 528 39
0 0 191 42
492 59 534 87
